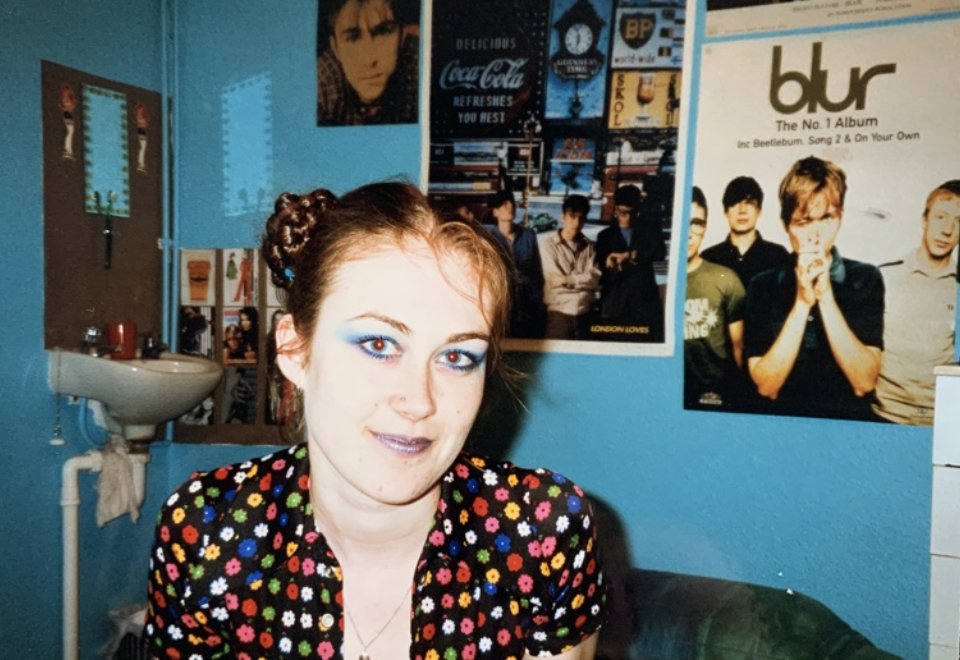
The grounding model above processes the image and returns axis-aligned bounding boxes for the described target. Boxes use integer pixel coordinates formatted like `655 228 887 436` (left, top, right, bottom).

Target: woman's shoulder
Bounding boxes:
158 443 309 527
149 444 312 613
450 454 594 529
443 454 605 642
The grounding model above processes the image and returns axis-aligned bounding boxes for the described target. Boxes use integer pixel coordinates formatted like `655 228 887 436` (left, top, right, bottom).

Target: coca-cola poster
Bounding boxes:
430 0 549 138
427 0 688 357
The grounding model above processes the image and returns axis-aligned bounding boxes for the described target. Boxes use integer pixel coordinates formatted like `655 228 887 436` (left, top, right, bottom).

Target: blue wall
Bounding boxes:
0 1 930 657
0 2 163 656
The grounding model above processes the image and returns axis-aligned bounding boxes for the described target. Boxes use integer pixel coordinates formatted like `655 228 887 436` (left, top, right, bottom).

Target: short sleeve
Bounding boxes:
724 269 747 324
522 471 605 655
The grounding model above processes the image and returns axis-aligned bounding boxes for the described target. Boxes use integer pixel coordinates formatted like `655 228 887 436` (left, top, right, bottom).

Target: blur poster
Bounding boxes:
705 0 960 37
684 16 960 423
316 0 421 126
428 0 688 356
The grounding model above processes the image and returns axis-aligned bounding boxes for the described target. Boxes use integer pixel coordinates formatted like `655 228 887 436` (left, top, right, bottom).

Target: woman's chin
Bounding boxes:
362 478 441 508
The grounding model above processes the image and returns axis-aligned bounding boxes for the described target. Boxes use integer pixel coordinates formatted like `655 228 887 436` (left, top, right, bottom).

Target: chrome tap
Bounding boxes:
141 335 167 359
81 326 117 357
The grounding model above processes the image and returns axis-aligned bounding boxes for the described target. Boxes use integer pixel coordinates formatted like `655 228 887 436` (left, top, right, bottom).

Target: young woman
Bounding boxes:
144 182 604 658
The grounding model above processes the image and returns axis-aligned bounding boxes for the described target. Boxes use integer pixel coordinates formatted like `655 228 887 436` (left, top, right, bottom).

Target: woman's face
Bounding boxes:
330 0 401 104
239 313 252 331
279 240 491 506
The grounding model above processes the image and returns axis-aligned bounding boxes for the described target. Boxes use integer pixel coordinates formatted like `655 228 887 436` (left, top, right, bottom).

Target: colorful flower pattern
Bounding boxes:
144 444 604 658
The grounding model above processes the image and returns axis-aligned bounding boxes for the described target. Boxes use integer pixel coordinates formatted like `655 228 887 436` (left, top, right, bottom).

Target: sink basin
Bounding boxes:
49 349 223 440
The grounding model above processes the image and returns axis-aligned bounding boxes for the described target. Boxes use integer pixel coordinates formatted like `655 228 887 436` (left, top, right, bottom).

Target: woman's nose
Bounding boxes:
390 363 436 421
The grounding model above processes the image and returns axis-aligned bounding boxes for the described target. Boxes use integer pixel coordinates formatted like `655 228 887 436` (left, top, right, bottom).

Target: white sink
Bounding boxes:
49 349 223 440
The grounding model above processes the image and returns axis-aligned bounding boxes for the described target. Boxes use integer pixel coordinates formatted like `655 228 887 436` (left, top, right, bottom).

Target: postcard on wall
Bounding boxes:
316 0 422 126
264 307 299 427
427 0 689 356
222 306 259 366
705 0 960 38
179 304 215 360
683 17 960 423
180 249 216 306
222 248 258 307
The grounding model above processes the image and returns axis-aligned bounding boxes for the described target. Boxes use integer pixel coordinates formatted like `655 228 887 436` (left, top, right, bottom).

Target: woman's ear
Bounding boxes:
275 314 307 389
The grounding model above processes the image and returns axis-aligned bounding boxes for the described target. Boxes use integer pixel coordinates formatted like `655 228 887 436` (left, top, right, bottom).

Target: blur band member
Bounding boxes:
700 175 789 289
744 156 884 420
873 180 960 424
684 186 745 409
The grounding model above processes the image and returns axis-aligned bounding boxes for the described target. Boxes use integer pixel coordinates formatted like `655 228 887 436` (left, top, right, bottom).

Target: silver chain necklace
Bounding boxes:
345 588 410 660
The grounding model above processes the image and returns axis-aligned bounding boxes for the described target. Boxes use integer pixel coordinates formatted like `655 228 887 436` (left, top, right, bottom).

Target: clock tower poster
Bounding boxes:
428 0 688 356
545 0 611 120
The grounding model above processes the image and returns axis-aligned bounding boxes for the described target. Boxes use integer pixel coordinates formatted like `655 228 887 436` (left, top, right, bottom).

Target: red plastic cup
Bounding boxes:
106 321 137 359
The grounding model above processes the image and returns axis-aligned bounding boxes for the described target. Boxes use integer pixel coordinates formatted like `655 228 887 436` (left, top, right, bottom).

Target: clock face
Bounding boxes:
564 23 593 55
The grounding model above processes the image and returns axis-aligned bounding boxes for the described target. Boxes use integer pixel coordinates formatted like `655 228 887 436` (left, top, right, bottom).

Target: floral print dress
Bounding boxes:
144 444 605 659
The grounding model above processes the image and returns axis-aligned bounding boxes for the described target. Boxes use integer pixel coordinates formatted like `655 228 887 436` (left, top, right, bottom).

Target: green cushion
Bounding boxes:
600 569 902 660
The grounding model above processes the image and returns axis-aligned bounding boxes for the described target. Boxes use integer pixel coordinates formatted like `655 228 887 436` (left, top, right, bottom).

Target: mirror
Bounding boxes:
82 84 130 217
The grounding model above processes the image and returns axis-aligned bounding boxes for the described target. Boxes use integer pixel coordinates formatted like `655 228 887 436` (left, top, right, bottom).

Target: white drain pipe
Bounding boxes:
61 449 149 660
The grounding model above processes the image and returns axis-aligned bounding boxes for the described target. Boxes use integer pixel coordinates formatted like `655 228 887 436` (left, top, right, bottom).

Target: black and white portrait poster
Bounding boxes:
684 16 960 423
316 0 421 126
428 0 689 356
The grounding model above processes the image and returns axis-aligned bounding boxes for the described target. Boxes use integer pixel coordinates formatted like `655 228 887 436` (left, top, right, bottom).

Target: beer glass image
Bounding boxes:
636 73 656 119
187 259 212 302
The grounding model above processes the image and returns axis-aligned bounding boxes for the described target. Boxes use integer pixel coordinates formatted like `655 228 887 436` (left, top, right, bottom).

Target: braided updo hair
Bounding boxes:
261 181 514 376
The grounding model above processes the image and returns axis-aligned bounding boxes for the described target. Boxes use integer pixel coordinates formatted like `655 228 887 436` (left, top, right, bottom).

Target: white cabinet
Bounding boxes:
931 366 960 660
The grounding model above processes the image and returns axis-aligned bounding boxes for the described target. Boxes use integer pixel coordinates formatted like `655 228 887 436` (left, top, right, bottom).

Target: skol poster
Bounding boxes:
683 16 960 424
428 0 688 356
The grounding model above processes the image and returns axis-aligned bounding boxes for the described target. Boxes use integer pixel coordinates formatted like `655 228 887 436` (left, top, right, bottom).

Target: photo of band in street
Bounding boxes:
684 19 959 423
427 0 686 349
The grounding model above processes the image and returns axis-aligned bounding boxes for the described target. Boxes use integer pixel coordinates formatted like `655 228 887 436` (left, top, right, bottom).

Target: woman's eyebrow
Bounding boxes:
446 331 490 344
348 313 410 334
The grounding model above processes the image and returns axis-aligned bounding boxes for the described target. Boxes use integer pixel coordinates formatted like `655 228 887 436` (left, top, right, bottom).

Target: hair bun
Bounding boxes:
262 188 338 290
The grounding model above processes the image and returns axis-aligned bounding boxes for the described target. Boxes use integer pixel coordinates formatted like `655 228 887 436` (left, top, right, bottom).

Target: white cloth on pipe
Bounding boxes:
96 436 140 527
